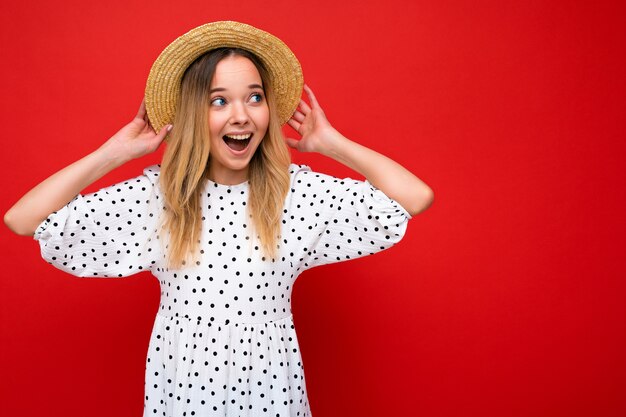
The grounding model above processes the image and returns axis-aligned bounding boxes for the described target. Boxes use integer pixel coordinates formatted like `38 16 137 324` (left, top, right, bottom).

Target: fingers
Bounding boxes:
154 124 173 144
137 98 147 119
298 83 322 114
284 137 299 149
303 84 320 109
297 98 311 114
291 109 305 123
287 118 301 133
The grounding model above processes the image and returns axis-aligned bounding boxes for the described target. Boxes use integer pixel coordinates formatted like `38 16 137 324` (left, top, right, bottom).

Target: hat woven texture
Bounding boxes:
145 21 303 135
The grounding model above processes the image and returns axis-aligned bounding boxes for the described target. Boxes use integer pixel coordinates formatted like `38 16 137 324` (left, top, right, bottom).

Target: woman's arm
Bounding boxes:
4 148 127 236
286 84 434 217
4 99 171 236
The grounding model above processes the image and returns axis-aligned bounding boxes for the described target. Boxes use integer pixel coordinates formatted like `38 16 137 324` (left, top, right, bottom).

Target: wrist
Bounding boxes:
318 127 347 158
94 143 131 169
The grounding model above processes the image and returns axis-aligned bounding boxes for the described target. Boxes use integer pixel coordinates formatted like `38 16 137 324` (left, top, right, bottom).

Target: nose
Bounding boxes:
229 101 249 125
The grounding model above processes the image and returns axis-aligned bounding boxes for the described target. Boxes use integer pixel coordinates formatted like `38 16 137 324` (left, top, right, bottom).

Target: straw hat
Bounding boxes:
144 21 304 135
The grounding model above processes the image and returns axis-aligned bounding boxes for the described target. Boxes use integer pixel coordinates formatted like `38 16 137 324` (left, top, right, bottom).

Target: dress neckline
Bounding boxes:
206 178 249 191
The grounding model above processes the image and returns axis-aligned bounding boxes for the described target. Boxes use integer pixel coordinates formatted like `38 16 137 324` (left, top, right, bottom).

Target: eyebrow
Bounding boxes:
209 84 264 94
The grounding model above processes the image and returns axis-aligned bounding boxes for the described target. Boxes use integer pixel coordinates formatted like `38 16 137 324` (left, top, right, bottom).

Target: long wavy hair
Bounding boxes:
156 48 291 270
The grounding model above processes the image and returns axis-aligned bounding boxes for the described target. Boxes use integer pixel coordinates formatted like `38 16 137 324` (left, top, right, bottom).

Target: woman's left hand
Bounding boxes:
285 84 340 154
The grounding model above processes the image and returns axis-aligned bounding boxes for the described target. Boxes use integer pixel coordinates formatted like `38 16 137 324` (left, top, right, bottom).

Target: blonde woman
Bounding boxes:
5 21 433 417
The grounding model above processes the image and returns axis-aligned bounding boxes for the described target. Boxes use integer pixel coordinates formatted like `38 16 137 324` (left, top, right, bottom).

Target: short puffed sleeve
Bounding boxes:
33 164 164 278
287 164 412 272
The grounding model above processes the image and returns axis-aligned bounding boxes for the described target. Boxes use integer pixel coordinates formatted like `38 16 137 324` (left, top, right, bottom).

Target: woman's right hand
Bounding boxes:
98 98 172 163
4 98 173 236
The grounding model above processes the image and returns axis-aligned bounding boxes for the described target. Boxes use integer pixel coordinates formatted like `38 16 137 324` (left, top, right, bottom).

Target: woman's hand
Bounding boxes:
286 84 341 155
287 84 433 216
4 99 173 236
98 98 172 163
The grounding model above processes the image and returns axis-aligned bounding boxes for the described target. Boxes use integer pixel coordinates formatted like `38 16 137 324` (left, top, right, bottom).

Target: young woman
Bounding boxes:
5 21 433 417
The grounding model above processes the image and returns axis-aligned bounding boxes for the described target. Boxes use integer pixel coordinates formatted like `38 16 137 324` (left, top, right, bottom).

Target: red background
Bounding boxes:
1 1 625 416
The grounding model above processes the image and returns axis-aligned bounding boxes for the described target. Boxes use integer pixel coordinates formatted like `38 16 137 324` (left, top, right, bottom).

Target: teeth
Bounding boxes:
224 133 252 140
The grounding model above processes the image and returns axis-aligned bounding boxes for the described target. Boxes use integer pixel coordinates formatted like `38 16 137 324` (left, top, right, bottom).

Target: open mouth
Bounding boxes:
222 133 252 152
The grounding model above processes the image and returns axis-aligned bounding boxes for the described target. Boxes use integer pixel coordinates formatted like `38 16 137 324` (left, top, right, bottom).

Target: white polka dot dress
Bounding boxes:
33 163 412 416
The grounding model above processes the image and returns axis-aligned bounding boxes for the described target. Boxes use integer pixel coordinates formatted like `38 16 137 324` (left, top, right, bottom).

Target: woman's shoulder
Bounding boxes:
142 164 161 184
288 163 354 193
289 163 333 179
288 162 311 175
288 163 321 186
288 163 351 183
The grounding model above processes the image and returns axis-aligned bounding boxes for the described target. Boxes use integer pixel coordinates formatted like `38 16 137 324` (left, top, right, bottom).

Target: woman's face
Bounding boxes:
207 54 270 185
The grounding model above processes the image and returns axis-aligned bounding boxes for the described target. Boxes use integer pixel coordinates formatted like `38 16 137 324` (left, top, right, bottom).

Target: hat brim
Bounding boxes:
145 21 303 135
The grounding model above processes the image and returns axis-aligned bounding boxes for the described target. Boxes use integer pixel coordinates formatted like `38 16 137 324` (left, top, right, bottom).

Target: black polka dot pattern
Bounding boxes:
33 163 412 416
33 166 162 278
288 165 412 272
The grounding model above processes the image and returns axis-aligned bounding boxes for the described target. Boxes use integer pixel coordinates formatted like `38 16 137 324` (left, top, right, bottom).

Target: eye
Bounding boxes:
211 97 226 106
251 92 264 103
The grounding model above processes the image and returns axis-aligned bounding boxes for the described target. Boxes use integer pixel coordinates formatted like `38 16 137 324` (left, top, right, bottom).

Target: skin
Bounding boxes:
207 55 269 185
3 100 171 236
4 54 433 236
287 86 434 216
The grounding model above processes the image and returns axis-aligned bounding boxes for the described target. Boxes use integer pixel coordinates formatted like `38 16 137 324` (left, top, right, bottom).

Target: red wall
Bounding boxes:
1 1 625 416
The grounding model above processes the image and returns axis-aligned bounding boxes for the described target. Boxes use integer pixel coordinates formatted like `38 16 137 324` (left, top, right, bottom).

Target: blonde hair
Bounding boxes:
156 48 291 270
